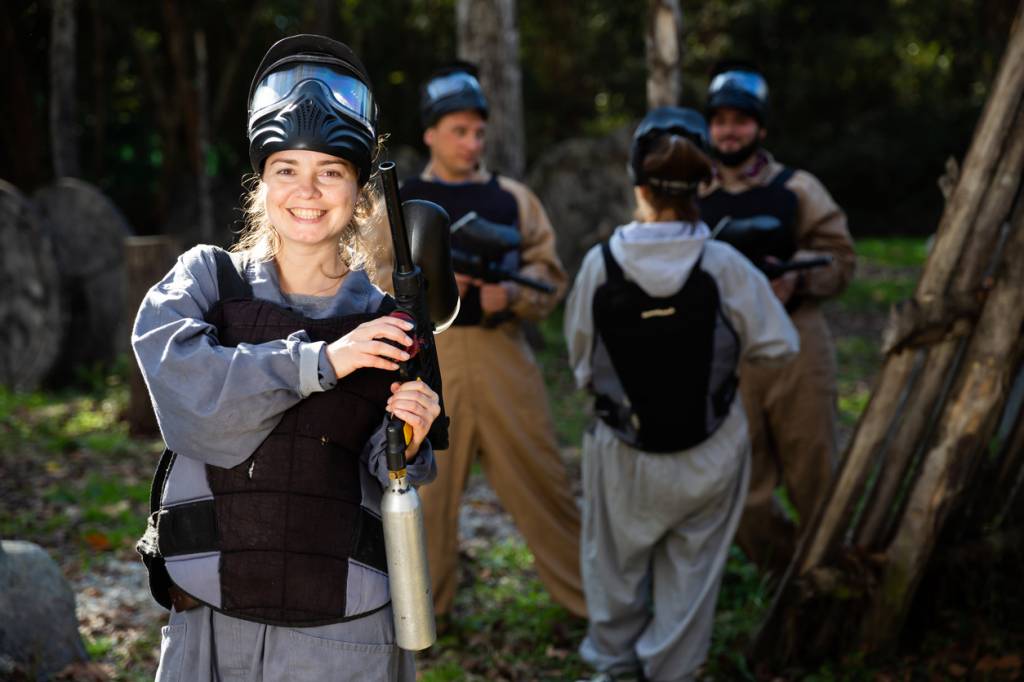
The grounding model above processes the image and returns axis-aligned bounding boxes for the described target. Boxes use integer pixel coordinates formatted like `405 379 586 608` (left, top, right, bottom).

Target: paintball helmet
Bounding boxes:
419 63 489 129
705 62 769 124
629 106 710 193
247 34 378 185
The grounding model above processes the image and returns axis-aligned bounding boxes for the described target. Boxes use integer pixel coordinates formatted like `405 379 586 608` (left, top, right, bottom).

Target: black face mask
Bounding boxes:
711 139 760 168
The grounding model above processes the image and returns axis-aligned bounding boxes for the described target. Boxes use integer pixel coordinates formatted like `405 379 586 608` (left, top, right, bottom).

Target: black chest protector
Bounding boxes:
591 242 740 453
699 167 798 261
138 251 396 626
401 175 520 326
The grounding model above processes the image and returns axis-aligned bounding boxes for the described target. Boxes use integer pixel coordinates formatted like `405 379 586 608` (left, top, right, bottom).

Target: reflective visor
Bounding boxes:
425 71 483 101
251 64 375 131
708 70 768 102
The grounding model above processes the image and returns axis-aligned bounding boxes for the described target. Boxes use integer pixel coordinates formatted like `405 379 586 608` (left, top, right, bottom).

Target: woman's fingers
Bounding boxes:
354 319 413 347
370 340 410 362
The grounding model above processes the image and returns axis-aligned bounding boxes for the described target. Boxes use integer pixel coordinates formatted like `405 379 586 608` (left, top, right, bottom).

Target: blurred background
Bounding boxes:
2 0 1017 242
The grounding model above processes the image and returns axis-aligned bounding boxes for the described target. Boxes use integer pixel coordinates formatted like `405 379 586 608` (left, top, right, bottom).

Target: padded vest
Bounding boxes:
699 167 798 261
138 252 396 626
401 174 520 326
590 242 739 453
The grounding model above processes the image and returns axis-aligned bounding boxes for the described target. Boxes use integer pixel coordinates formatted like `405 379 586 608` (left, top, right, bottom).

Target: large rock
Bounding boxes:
33 178 133 381
526 126 635 279
0 540 87 679
0 180 64 390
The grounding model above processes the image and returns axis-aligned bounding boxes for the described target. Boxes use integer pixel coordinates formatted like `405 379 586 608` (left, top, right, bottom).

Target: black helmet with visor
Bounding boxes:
247 34 378 185
629 106 709 195
419 64 489 129
705 68 769 124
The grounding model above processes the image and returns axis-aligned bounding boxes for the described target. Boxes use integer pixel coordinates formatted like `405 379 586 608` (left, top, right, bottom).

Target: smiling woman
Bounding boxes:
236 150 381 291
130 34 441 682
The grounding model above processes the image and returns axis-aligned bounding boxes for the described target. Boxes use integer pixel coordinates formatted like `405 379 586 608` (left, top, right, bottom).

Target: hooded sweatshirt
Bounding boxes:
565 220 799 393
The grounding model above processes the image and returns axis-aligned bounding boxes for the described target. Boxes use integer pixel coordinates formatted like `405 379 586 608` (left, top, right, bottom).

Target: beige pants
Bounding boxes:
420 323 587 617
734 302 839 573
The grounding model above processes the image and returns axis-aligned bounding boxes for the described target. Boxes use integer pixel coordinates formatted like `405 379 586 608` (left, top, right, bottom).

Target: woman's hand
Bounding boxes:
386 380 440 459
326 316 414 380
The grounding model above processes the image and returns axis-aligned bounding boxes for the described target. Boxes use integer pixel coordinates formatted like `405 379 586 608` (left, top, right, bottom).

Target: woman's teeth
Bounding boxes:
289 208 326 220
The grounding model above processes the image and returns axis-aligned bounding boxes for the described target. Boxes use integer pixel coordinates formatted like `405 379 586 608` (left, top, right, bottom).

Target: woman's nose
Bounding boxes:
296 175 322 198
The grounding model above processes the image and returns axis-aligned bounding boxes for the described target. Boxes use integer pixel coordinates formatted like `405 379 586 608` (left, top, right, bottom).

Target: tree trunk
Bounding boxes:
0 181 63 390
1 4 45 188
195 31 214 244
90 0 107 180
50 0 80 178
124 236 180 435
645 0 683 108
456 0 526 179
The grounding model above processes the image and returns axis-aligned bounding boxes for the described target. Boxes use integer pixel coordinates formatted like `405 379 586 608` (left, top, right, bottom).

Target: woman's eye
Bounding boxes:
277 168 294 175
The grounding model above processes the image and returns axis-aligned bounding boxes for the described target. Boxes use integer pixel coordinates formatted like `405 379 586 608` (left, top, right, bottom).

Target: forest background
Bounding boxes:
2 0 1018 240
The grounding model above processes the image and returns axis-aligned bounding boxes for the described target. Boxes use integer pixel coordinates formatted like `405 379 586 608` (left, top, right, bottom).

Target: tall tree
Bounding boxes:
50 0 80 178
645 0 683 108
456 0 527 178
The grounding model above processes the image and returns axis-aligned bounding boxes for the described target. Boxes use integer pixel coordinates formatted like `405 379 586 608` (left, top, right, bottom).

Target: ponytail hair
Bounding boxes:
640 134 712 222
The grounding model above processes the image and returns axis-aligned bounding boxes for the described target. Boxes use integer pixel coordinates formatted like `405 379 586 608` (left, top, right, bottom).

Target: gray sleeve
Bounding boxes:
705 242 800 364
131 245 328 469
564 246 607 390
362 417 438 488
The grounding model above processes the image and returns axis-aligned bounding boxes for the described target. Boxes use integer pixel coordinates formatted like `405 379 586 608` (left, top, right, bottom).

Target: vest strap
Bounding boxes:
213 249 253 299
769 166 796 189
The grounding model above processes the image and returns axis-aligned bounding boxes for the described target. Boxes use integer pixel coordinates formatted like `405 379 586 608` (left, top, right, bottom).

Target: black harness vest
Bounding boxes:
590 242 739 453
401 174 520 326
699 166 798 261
138 252 396 626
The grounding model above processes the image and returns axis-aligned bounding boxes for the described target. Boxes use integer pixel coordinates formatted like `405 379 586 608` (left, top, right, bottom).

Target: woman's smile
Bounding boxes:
287 207 329 222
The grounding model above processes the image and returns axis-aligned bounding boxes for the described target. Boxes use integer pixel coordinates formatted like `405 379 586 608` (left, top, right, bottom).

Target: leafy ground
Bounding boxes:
2 237 1022 680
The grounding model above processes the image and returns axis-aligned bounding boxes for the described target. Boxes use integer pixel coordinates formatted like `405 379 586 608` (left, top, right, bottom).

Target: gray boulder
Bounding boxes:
0 540 88 680
33 178 133 379
526 125 635 280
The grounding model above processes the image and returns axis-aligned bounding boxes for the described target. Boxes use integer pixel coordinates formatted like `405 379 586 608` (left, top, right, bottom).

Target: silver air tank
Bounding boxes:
381 425 436 651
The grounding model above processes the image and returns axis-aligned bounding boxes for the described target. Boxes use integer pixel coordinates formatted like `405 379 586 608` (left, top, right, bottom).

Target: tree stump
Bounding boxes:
0 180 64 390
33 178 132 383
124 235 180 435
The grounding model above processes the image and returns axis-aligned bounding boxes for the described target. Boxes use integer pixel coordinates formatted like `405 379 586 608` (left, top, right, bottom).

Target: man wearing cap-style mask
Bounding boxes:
698 62 856 576
397 63 586 624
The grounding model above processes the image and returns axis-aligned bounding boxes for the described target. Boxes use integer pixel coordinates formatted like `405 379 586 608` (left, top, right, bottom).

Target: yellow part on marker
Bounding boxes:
402 376 423 445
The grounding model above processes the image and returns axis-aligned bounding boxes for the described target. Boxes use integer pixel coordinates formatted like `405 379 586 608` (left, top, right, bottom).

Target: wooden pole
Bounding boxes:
124 236 179 435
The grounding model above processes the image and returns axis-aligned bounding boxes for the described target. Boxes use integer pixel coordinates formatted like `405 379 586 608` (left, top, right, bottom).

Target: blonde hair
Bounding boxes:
233 163 386 281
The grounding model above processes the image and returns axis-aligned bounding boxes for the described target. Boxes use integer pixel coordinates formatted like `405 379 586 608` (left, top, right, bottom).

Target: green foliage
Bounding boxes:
855 237 930 268
535 307 591 447
419 538 589 679
704 546 771 680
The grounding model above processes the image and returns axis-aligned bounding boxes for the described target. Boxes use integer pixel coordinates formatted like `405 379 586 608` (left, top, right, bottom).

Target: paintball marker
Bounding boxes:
711 215 833 279
450 212 556 294
378 160 458 651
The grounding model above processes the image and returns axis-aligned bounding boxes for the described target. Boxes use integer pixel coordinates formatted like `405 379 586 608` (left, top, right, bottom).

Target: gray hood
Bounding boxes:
608 221 710 297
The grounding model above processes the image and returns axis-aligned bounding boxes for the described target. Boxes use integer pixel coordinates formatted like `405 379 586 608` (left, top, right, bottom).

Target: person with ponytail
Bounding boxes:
132 35 439 681
564 107 799 681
